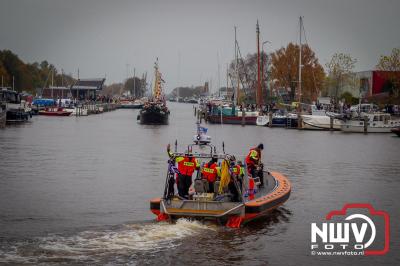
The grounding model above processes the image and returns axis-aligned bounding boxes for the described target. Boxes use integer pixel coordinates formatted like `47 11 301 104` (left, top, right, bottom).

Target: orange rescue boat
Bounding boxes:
150 143 291 228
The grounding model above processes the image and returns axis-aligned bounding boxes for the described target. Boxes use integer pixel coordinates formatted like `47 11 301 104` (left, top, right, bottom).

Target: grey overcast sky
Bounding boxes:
1 0 399 92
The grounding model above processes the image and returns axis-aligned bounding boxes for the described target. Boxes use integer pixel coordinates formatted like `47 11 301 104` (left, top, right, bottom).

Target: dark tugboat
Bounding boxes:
138 59 169 125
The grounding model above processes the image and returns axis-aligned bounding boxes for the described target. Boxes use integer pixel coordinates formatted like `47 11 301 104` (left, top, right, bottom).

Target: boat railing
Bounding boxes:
170 152 228 160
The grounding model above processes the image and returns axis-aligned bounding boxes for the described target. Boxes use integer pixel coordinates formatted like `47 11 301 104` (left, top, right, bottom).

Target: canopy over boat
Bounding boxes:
32 98 56 106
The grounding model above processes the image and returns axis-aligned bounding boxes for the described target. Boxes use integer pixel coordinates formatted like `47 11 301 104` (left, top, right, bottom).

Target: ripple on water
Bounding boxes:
0 219 216 264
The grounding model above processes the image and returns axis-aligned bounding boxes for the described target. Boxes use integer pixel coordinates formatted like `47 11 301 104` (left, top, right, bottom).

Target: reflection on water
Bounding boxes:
0 103 399 265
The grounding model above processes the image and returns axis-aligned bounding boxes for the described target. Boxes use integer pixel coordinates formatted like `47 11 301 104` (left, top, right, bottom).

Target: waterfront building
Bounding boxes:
70 78 105 100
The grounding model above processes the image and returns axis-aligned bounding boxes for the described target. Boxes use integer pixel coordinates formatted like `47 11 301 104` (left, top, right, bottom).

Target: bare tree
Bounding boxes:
376 47 400 97
325 53 357 99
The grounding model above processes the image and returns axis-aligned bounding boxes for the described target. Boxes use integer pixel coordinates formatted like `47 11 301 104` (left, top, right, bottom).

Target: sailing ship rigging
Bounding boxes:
137 59 170 125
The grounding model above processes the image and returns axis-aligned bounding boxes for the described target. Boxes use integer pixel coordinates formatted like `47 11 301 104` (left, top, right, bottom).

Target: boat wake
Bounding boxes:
0 219 215 264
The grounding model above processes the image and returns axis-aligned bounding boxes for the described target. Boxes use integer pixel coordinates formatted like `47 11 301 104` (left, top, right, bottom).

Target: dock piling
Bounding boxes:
364 116 368 133
268 112 273 128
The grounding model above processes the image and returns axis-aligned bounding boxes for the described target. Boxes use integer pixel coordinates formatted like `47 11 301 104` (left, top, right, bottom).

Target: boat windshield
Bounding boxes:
0 90 20 103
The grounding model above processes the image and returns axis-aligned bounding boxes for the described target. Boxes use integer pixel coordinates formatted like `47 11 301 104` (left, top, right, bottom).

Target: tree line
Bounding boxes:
1 46 399 103
102 76 147 98
0 50 74 93
227 44 400 104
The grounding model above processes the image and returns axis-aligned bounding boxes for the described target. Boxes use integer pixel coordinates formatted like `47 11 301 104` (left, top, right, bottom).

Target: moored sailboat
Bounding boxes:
207 24 262 125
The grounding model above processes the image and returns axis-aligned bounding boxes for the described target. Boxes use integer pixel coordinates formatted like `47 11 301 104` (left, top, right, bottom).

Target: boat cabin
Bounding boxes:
0 89 21 104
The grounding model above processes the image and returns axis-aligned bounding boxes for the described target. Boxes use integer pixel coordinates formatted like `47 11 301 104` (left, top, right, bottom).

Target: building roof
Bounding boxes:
48 86 70 90
71 78 105 90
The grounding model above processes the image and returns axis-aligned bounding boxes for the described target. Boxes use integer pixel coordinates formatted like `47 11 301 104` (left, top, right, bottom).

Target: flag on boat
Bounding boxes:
168 160 180 174
199 126 208 134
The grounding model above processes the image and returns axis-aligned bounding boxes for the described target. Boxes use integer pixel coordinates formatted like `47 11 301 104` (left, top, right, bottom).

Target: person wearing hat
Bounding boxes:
228 156 245 201
201 155 219 193
231 159 245 189
245 143 264 187
167 144 200 198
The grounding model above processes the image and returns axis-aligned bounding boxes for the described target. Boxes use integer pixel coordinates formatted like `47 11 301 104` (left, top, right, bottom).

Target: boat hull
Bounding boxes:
120 104 143 109
207 115 257 125
65 108 88 116
341 121 400 133
0 111 6 128
256 116 269 126
38 111 72 116
270 117 298 128
341 113 400 133
150 171 291 227
257 115 298 128
6 109 31 123
301 115 342 130
391 128 400 136
139 110 169 125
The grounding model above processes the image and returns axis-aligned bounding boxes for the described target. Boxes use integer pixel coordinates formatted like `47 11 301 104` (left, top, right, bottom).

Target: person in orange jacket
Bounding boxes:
167 144 199 199
245 143 264 187
201 155 219 193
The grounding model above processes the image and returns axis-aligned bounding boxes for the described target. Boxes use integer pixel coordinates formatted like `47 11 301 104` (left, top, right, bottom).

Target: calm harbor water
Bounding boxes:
0 102 399 265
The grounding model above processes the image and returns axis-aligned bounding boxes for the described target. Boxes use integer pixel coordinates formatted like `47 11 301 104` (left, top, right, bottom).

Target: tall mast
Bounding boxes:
133 67 136 98
177 52 181 100
298 16 302 104
143 72 147 97
235 26 239 106
51 69 54 98
256 20 261 106
226 64 229 99
217 52 221 97
153 59 158 98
